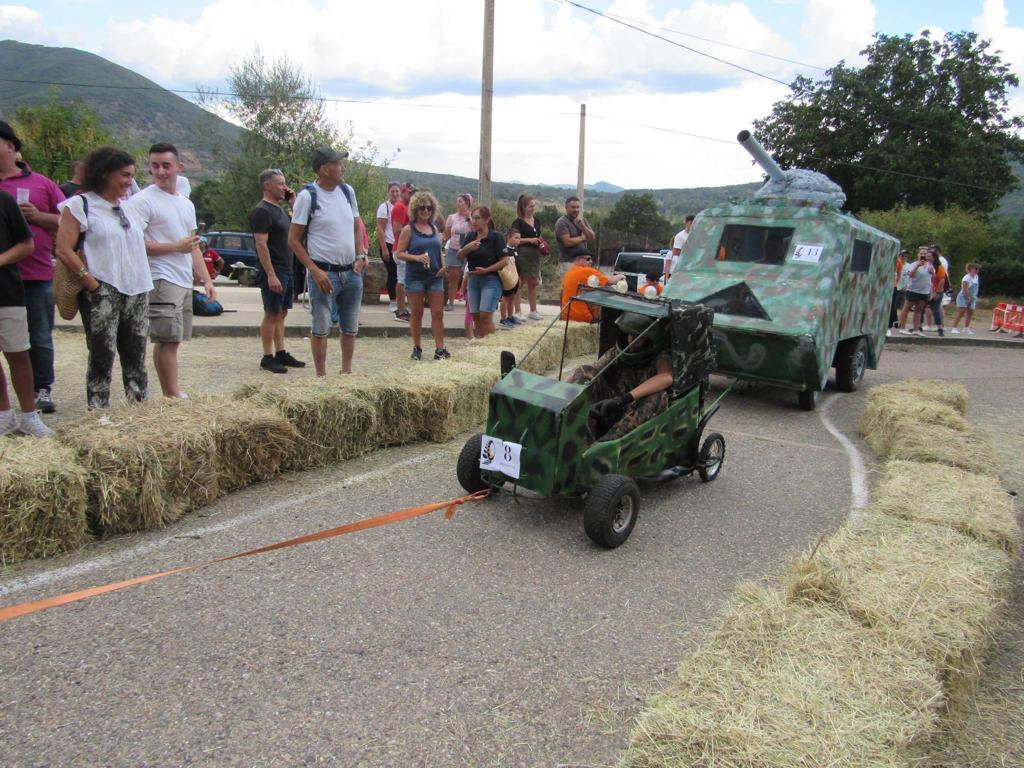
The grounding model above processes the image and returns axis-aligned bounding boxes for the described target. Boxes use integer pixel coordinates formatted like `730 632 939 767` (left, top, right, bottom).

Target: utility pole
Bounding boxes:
478 0 495 206
576 103 586 203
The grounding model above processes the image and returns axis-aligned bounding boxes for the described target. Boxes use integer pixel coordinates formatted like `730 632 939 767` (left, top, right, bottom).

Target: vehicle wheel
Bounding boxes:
834 337 868 392
457 433 488 493
698 432 725 482
797 388 820 411
583 474 640 549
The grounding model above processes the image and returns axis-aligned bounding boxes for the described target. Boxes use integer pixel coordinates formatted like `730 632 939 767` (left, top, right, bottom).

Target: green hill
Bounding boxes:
0 39 239 177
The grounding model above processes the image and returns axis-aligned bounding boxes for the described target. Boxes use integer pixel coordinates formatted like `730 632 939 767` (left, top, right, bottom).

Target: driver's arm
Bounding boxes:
629 357 673 400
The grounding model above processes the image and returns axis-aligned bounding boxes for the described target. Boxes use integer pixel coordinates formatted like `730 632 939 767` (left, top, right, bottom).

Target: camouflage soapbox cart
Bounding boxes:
456 289 728 548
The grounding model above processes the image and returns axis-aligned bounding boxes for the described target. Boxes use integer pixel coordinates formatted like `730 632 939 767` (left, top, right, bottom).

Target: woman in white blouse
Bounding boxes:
55 147 153 409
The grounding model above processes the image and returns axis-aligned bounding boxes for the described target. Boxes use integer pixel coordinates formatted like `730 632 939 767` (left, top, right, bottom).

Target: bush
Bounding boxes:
980 257 1024 298
859 205 991 278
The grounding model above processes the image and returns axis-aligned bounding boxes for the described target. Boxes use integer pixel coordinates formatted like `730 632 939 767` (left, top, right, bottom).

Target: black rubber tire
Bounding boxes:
583 475 640 549
797 388 820 411
834 337 868 392
698 432 726 483
457 433 488 493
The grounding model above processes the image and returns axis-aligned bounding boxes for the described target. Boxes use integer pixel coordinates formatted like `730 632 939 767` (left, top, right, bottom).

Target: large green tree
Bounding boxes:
603 192 673 243
753 32 1024 213
12 92 115 183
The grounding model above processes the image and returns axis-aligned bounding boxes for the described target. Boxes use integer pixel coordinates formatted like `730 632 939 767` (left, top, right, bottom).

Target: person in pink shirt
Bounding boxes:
0 121 64 415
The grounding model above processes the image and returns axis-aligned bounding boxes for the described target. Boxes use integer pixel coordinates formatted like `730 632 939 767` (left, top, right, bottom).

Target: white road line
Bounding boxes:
0 453 435 599
818 394 870 519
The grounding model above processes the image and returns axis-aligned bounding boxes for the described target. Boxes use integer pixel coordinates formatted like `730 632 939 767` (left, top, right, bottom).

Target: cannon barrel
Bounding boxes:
737 130 785 183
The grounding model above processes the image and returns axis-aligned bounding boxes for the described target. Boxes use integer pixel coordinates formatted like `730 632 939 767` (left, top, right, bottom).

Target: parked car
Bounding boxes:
613 251 669 293
205 231 259 283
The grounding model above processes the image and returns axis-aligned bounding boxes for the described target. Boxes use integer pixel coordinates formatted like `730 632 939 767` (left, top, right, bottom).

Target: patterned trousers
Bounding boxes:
79 282 149 409
568 359 669 441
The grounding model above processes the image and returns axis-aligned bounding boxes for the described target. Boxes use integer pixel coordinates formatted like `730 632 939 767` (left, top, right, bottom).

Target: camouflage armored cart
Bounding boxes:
456 289 728 548
664 131 900 409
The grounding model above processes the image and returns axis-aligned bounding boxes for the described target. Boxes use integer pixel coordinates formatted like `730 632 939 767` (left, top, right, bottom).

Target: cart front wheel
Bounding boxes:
698 432 726 482
834 337 868 392
797 388 820 411
457 433 489 493
583 475 640 549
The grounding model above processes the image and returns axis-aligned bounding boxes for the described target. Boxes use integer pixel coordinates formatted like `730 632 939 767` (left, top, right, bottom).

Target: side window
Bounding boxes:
222 235 243 250
715 225 795 265
851 239 872 273
243 236 255 251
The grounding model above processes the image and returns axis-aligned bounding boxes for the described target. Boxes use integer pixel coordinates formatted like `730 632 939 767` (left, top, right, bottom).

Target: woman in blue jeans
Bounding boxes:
458 205 509 339
396 189 448 360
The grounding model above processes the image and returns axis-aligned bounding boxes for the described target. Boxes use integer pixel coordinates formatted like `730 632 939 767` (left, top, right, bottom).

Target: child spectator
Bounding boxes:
950 263 980 334
639 271 663 297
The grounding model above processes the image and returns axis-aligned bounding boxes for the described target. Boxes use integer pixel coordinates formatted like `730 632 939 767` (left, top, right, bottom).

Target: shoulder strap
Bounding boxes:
75 193 89 251
340 183 356 213
302 183 318 224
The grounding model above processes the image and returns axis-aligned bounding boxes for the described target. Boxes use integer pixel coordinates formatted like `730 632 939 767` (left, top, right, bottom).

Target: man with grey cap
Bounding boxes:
288 146 368 375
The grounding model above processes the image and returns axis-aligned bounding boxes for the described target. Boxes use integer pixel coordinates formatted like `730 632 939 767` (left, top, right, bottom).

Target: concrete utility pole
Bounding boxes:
576 103 586 202
478 0 494 206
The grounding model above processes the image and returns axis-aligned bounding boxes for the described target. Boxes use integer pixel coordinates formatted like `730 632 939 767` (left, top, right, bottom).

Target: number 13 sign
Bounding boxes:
479 435 522 479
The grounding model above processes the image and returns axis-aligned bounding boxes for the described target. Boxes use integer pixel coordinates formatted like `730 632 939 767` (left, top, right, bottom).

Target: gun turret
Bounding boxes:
737 130 785 183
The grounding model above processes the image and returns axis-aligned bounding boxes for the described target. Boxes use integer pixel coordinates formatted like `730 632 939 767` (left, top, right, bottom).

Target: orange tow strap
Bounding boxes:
0 489 490 623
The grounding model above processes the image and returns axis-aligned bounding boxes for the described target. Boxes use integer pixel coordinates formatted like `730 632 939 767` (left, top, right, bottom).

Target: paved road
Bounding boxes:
2 346 1020 767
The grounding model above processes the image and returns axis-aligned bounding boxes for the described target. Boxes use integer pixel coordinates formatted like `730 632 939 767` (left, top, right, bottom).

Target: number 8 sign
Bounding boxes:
479 434 523 479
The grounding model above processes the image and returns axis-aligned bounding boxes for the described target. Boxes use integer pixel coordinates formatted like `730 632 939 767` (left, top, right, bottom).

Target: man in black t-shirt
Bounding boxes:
0 190 52 436
251 169 304 373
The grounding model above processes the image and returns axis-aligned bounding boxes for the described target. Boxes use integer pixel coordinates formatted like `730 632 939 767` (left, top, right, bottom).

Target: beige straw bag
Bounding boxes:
498 258 519 291
53 195 88 321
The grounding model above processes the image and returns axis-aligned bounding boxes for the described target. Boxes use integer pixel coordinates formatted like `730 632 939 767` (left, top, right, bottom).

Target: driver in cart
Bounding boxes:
568 312 673 441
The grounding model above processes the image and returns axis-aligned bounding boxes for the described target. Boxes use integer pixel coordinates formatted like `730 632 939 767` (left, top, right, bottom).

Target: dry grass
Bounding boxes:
885 423 998 476
787 511 1013 711
861 397 970 456
622 583 943 768
867 380 970 416
0 439 90 565
872 460 1020 553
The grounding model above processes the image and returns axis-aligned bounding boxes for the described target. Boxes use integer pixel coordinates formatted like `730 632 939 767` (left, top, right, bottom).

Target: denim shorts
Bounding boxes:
259 271 294 314
444 247 462 269
467 274 502 314
404 273 444 293
309 269 363 336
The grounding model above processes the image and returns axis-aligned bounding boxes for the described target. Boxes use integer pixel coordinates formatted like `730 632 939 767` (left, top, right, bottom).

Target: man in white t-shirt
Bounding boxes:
376 181 401 313
124 143 216 399
288 146 368 375
666 214 695 278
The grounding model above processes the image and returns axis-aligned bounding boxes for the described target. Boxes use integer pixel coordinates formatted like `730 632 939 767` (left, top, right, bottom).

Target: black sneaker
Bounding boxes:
35 387 56 414
411 346 422 361
260 354 288 374
433 348 451 360
275 350 306 368
937 328 944 337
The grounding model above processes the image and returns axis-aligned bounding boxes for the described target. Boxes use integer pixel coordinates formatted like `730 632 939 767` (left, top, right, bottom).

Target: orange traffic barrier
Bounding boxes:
989 302 1024 336
0 490 490 623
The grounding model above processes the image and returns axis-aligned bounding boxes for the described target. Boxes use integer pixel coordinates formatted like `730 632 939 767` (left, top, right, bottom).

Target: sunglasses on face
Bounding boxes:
417 205 434 212
112 205 131 230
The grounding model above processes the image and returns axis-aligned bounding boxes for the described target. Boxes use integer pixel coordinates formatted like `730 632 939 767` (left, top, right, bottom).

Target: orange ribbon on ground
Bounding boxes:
0 490 490 623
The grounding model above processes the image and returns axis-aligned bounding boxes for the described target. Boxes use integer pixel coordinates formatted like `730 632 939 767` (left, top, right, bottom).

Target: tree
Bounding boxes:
858 205 990 277
753 32 1024 213
12 91 114 183
603 192 673 243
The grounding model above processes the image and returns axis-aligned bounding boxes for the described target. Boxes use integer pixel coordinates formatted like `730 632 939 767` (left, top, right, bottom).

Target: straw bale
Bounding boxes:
872 460 1020 553
199 399 297 493
401 362 500 438
623 583 942 768
884 423 997 475
0 440 90 564
868 380 970 416
787 511 1013 709
861 395 969 456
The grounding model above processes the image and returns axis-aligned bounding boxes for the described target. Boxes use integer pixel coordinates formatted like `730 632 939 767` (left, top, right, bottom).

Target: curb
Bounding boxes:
885 335 1023 350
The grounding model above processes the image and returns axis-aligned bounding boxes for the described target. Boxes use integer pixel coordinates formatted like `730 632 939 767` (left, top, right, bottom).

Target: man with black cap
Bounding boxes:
288 146 368 375
0 120 65 415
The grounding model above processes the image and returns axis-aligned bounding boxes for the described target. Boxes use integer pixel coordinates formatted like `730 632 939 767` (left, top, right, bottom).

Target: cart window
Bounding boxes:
851 239 872 273
715 225 794 265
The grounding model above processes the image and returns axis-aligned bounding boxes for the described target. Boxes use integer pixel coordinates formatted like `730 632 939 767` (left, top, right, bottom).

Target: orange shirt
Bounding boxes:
561 265 607 321
931 263 946 293
894 255 904 288
640 280 664 296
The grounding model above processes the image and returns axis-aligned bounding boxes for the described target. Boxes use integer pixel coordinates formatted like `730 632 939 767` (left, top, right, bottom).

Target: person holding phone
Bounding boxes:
458 205 509 339
897 246 935 336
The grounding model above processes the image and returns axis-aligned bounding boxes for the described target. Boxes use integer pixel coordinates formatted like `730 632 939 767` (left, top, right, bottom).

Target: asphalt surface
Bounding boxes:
2 345 1021 767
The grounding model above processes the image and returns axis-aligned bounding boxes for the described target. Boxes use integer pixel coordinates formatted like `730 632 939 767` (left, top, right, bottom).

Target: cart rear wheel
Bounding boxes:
583 475 640 549
457 434 489 493
698 432 725 482
834 337 868 392
797 388 820 411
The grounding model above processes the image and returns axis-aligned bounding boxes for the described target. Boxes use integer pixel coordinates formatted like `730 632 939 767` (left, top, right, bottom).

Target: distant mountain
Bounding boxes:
0 39 239 178
591 180 625 193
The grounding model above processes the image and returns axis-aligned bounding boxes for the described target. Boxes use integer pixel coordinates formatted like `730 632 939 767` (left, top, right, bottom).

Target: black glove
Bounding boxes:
590 392 634 437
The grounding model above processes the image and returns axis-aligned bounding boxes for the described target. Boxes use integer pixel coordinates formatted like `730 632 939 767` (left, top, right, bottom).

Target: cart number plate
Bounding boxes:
480 436 522 479
791 244 823 263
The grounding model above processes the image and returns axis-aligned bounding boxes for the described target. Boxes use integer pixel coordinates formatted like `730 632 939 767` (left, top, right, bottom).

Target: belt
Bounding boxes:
312 260 354 273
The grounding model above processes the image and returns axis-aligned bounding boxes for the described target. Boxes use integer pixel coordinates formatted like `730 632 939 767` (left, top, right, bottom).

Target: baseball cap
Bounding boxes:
311 146 349 171
0 121 22 152
401 181 417 193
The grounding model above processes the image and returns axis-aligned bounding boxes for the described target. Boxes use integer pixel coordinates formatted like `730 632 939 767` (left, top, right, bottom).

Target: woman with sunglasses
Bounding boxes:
395 189 448 360
458 205 509 338
442 193 473 311
55 146 152 408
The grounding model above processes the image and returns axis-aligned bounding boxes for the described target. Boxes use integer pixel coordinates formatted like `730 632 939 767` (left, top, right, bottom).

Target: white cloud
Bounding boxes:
800 0 876 67
0 4 47 40
972 0 1024 77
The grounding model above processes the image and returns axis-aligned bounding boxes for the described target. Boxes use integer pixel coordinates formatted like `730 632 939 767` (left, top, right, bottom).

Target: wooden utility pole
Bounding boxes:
576 103 586 202
478 0 495 206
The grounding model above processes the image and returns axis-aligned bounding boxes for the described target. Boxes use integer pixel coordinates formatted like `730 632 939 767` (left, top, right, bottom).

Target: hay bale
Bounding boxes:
861 397 969 456
623 583 942 768
872 460 1020 553
868 380 969 416
199 398 297 493
885 423 997 475
0 440 90 564
787 511 1013 709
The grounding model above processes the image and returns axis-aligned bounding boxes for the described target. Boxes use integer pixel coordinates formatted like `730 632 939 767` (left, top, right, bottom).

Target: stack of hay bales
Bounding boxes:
0 440 90 565
58 397 295 534
623 379 1020 766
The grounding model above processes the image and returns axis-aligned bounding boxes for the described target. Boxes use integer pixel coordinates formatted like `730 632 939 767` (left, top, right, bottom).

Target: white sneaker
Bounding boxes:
528 311 543 320
0 409 15 436
16 410 54 438
898 328 915 336
513 314 525 323
886 329 893 337
965 328 975 334
388 301 398 313
950 328 960 334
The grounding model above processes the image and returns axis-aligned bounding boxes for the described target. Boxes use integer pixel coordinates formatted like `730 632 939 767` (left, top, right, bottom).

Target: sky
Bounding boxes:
2 0 1023 190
